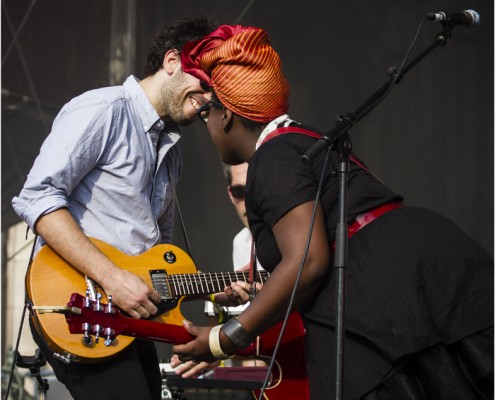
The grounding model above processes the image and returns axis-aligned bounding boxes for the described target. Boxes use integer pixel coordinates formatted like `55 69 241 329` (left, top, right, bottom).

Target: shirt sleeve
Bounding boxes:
11 95 115 232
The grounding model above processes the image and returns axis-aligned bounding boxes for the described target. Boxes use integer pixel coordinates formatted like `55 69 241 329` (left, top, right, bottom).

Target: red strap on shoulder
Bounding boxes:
262 126 369 172
261 126 321 144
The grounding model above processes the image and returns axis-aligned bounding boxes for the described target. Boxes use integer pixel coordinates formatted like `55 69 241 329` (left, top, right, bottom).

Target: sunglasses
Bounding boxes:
229 185 246 200
196 100 222 124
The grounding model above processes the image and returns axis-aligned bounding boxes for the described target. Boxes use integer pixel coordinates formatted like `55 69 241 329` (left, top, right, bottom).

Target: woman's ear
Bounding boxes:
222 107 234 131
162 49 180 75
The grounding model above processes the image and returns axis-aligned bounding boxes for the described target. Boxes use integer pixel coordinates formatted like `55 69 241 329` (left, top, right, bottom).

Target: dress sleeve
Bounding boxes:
250 138 318 229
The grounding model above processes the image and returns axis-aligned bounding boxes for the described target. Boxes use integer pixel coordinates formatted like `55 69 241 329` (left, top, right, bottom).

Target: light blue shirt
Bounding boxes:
12 75 182 255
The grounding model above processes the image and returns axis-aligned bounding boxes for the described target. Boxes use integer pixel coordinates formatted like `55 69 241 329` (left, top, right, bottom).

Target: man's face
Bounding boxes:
228 163 249 228
159 69 211 126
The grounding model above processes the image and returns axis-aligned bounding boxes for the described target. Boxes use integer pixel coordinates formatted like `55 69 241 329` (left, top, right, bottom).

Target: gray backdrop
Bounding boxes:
2 0 493 359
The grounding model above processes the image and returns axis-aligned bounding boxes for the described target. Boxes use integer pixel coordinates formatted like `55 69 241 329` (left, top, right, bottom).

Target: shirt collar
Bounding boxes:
255 114 294 150
123 75 163 135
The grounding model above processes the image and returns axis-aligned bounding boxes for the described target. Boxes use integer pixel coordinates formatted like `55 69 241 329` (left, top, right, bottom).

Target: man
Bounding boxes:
204 163 263 318
171 162 264 378
209 162 264 309
223 162 263 271
12 16 217 400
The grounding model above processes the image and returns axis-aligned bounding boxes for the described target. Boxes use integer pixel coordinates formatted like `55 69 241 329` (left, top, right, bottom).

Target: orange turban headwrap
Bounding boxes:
182 25 289 123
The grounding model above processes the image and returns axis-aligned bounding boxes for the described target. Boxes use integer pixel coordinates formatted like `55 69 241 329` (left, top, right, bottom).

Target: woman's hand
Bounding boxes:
169 354 218 378
172 321 217 364
214 280 263 307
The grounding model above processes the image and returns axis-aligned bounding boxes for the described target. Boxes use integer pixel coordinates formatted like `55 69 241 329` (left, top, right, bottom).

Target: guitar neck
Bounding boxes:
162 270 270 297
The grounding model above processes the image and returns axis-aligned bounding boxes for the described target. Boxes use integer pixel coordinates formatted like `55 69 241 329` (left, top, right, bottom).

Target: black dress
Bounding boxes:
246 127 494 400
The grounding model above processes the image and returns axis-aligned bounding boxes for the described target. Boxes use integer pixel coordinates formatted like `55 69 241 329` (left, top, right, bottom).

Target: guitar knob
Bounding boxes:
164 251 176 264
104 327 115 347
81 322 93 347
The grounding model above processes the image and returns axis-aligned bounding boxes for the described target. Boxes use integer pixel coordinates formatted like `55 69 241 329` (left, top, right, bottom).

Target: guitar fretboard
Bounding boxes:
152 270 270 299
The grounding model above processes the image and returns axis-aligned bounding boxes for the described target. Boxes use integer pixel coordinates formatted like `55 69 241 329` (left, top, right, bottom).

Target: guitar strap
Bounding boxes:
260 125 400 251
249 237 257 298
260 125 374 175
166 156 195 259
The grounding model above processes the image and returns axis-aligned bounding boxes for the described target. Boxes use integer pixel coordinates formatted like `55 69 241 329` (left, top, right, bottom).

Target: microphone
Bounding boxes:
427 10 480 28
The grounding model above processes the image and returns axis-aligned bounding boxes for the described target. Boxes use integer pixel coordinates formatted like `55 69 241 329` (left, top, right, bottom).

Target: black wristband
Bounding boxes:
221 318 255 349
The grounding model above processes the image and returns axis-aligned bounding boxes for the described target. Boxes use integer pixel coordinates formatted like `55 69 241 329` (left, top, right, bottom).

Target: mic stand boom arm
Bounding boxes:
302 24 453 163
301 24 455 400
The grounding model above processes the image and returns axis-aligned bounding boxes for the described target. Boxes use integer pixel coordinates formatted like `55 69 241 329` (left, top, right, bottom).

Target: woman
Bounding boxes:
173 25 493 399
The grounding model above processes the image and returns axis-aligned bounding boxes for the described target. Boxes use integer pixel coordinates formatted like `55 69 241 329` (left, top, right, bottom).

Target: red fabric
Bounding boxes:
330 202 404 252
182 25 257 86
261 126 369 172
181 24 289 123
347 202 404 238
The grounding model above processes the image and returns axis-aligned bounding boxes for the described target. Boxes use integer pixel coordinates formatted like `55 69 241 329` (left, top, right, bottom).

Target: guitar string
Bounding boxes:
164 271 270 296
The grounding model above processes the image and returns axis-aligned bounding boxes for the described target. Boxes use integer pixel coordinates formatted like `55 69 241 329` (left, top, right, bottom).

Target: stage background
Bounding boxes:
2 1 493 396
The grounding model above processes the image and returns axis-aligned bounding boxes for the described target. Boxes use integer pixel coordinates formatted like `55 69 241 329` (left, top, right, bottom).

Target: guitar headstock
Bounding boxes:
64 292 194 347
65 293 125 347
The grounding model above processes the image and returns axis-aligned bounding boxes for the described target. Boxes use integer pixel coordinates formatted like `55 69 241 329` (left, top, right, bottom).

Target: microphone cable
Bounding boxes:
257 144 334 400
356 16 428 123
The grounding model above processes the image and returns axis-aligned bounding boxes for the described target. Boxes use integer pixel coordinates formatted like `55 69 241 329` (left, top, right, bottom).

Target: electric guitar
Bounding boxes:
26 238 310 399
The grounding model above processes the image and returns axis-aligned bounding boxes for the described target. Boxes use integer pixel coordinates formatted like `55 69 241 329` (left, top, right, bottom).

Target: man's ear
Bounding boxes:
162 49 180 75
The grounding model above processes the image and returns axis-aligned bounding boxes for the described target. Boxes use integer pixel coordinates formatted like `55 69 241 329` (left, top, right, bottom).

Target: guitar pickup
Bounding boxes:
148 270 178 318
150 270 173 300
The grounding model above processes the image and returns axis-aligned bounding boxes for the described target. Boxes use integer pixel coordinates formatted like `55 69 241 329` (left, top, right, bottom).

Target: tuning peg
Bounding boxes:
84 289 92 308
93 293 103 312
104 327 115 347
105 295 115 314
81 322 93 347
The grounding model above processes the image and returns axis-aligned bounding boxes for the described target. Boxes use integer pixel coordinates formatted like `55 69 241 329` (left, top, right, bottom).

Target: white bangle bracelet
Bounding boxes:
209 325 234 360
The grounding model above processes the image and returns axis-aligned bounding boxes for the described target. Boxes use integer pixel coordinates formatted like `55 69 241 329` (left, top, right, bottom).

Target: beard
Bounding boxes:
158 71 193 126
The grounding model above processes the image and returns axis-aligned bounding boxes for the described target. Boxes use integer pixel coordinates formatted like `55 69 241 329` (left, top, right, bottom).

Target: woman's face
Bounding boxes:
206 104 244 165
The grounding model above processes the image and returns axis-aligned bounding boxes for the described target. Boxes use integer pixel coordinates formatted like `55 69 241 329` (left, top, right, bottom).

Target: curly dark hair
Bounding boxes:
143 16 217 77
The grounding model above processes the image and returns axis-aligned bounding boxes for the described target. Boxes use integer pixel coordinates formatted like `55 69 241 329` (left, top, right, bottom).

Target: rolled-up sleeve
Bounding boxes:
12 96 112 232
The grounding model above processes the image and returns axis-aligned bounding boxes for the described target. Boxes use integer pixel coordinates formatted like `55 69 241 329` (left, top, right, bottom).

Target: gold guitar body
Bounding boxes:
26 238 197 363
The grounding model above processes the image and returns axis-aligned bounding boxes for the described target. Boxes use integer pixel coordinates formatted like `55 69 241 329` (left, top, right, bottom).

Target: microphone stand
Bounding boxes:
301 23 455 400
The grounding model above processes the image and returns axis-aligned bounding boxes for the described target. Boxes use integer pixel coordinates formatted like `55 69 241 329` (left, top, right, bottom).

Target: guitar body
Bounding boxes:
26 238 197 363
251 312 310 400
